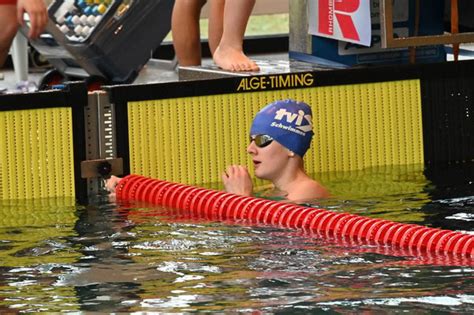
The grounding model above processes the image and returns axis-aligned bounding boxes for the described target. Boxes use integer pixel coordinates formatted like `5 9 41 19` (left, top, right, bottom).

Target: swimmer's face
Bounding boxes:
247 138 293 181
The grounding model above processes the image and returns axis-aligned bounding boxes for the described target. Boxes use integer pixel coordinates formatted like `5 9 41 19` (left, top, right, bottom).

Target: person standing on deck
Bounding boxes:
171 0 260 72
0 0 47 68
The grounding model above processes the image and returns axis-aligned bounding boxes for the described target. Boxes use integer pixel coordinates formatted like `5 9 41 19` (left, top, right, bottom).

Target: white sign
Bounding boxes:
338 28 408 55
308 0 372 47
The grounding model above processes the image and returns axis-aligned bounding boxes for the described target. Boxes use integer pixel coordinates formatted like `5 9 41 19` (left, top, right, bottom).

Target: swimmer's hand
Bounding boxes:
221 165 253 196
105 175 122 195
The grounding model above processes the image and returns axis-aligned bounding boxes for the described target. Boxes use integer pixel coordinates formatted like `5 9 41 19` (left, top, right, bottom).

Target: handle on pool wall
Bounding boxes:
115 175 474 257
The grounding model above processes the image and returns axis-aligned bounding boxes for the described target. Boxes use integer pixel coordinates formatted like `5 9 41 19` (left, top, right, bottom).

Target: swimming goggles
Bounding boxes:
249 134 273 148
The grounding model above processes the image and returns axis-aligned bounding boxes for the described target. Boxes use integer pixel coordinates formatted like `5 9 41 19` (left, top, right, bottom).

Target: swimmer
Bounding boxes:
222 99 329 202
106 99 329 203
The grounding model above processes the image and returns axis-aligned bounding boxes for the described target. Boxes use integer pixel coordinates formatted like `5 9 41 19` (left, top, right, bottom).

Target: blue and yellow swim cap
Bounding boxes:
250 99 314 157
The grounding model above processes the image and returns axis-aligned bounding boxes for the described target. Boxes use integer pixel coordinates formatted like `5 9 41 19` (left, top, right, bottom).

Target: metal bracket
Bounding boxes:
84 91 118 196
81 158 123 179
380 0 474 48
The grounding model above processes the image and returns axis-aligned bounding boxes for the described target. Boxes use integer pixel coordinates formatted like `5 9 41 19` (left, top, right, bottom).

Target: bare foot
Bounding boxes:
213 45 260 72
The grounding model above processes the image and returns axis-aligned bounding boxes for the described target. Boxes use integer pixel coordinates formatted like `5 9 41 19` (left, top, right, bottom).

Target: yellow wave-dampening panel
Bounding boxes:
128 80 423 185
0 108 76 199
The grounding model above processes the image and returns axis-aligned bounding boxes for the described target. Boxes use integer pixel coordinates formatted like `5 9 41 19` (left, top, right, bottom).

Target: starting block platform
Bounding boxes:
177 58 340 81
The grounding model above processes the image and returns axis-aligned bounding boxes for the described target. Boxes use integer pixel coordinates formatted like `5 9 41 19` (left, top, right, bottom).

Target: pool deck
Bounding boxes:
0 51 295 92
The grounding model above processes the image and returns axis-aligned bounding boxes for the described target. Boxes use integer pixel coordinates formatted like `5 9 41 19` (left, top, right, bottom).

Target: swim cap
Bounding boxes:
250 99 314 157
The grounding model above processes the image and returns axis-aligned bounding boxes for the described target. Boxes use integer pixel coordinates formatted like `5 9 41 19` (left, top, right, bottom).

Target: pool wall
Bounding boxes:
0 83 88 201
0 60 472 202
108 60 473 186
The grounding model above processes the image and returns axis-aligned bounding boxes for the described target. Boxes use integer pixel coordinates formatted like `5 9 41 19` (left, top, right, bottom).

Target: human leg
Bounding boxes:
0 4 20 68
207 0 224 55
212 0 259 72
171 0 207 66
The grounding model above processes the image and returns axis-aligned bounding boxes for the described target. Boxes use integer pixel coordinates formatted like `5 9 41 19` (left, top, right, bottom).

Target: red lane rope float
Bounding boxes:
116 175 474 257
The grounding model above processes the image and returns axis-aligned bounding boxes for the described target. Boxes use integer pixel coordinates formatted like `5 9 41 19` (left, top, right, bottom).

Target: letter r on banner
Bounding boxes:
311 0 371 47
335 0 360 41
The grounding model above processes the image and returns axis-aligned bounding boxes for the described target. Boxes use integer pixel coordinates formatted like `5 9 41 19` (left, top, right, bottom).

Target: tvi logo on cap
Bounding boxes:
274 108 313 133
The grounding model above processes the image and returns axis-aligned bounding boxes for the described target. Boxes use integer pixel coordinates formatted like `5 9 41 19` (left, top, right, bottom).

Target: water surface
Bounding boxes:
0 165 473 313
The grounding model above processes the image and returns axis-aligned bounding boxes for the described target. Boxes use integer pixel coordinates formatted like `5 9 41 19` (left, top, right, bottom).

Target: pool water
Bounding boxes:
0 165 473 313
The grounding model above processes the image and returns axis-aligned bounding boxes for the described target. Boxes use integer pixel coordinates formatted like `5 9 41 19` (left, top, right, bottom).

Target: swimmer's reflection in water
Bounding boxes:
106 99 329 203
